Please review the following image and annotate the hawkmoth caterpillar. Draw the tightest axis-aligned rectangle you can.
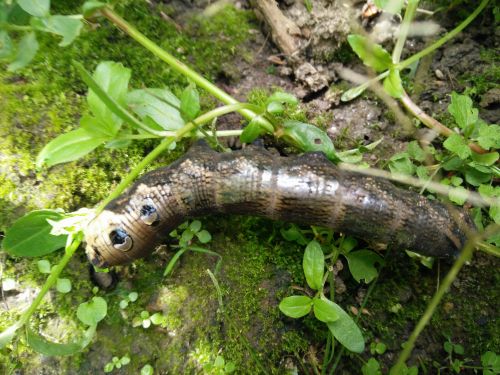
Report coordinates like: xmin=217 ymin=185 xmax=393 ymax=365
xmin=85 ymin=141 xmax=473 ymax=267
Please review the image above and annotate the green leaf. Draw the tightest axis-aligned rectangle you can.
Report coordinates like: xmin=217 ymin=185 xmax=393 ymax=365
xmin=407 ymin=141 xmax=426 ymax=161
xmin=266 ymin=101 xmax=284 ymax=114
xmin=279 ymin=296 xmax=312 ymax=318
xmin=341 ymin=84 xmax=368 ymax=102
xmin=17 ymin=0 xmax=50 ymax=17
xmin=464 ymin=165 xmax=491 ymax=186
xmin=344 ymin=250 xmax=384 ymax=283
xmin=44 ymin=15 xmax=83 ymax=47
xmin=313 ymin=297 xmax=339 ymax=323
xmin=196 ymin=230 xmax=212 ymax=244
xmin=240 ymin=116 xmax=267 ymax=143
xmin=303 ymin=240 xmax=324 ymax=290
xmin=37 ymin=259 xmax=51 ymax=274
xmin=448 ymin=186 xmax=468 ymax=205
xmin=77 ymin=297 xmax=107 ymax=326
xmin=150 ymin=313 xmax=164 ymax=325
xmin=476 ymin=124 xmax=500 ymax=150
xmin=180 ymin=85 xmax=200 ymax=122
xmin=189 ymin=220 xmax=202 ymax=233
xmin=383 ymin=69 xmax=403 ymax=98
xmin=127 ymin=88 xmax=184 ymax=131
xmin=280 ymin=224 xmax=308 ymax=246
xmin=443 ymin=134 xmax=471 ymax=160
xmin=82 ymin=1 xmax=106 ymax=17
xmin=266 ymin=91 xmax=298 ymax=106
xmin=128 ymin=292 xmax=138 ymax=302
xmin=374 ymin=0 xmax=403 ymax=13
xmin=140 ymin=364 xmax=155 ymax=375
xmin=0 ymin=323 xmax=22 ymax=349
xmin=26 ymin=325 xmax=96 ymax=356
xmin=347 ymin=34 xmax=393 ymax=72
xmin=36 ymin=128 xmax=107 ymax=168
xmin=282 ymin=120 xmax=338 ymax=161
xmin=2 ymin=210 xmax=67 ymax=257
xmin=471 ymin=151 xmax=499 ymax=166
xmin=80 ymin=114 xmax=116 ymax=139
xmin=87 ymin=61 xmax=131 ymax=134
xmin=326 ymin=303 xmax=365 ymax=353
xmin=362 ymin=357 xmax=381 ymax=375
xmin=448 ymin=92 xmax=478 ymax=131
xmin=7 ymin=32 xmax=39 ymax=71
xmin=0 ymin=31 xmax=14 ymax=59
xmin=388 ymin=152 xmax=415 ymax=175
xmin=56 ymin=278 xmax=72 ymax=293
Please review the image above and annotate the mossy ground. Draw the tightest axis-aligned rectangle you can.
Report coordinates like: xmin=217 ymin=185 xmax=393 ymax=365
xmin=0 ymin=1 xmax=498 ymax=374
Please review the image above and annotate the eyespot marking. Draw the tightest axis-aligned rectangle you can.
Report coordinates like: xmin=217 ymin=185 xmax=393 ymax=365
xmin=140 ymin=199 xmax=160 ymax=226
xmin=110 ymin=228 xmax=133 ymax=251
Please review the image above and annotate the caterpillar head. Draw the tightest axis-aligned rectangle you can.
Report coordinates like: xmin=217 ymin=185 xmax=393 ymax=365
xmin=85 ymin=197 xmax=162 ymax=268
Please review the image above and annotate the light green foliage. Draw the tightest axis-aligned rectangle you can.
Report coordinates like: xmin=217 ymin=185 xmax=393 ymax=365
xmin=362 ymin=357 xmax=382 ymax=375
xmin=76 ymin=296 xmax=107 ymax=326
xmin=104 ymin=355 xmax=131 ymax=373
xmin=140 ymin=364 xmax=154 ymax=375
xmin=302 ymin=240 xmax=324 ymax=290
xmin=347 ymin=35 xmax=393 ymax=72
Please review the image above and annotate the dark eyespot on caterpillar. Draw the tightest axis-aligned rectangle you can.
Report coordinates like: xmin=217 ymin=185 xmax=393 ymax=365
xmin=85 ymin=141 xmax=474 ymax=268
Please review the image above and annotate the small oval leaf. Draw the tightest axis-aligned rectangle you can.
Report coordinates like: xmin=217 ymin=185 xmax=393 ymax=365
xmin=326 ymin=303 xmax=365 ymax=353
xmin=77 ymin=297 xmax=107 ymax=326
xmin=303 ymin=240 xmax=324 ymax=290
xmin=279 ymin=296 xmax=312 ymax=318
xmin=313 ymin=297 xmax=339 ymax=323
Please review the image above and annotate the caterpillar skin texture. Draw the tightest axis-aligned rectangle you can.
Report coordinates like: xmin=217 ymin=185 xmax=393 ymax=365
xmin=85 ymin=142 xmax=472 ymax=268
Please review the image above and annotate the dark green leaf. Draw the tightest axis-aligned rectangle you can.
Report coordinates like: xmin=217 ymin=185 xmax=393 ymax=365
xmin=86 ymin=61 xmax=131 ymax=134
xmin=44 ymin=15 xmax=83 ymax=47
xmin=464 ymin=165 xmax=491 ymax=186
xmin=443 ymin=134 xmax=471 ymax=160
xmin=2 ymin=210 xmax=67 ymax=257
xmin=17 ymin=0 xmax=49 ymax=17
xmin=267 ymin=91 xmax=298 ymax=106
xmin=383 ymin=69 xmax=403 ymax=98
xmin=7 ymin=32 xmax=39 ymax=71
xmin=280 ymin=224 xmax=308 ymax=246
xmin=36 ymin=128 xmax=107 ymax=168
xmin=282 ymin=120 xmax=338 ymax=161
xmin=180 ymin=85 xmax=200 ymax=122
xmin=303 ymin=240 xmax=324 ymax=290
xmin=26 ymin=325 xmax=96 ymax=356
xmin=448 ymin=92 xmax=478 ymax=131
xmin=279 ymin=296 xmax=312 ymax=318
xmin=347 ymin=34 xmax=393 ymax=72
xmin=313 ymin=297 xmax=339 ymax=322
xmin=341 ymin=237 xmax=358 ymax=253
xmin=0 ymin=31 xmax=14 ymax=59
xmin=240 ymin=116 xmax=267 ymax=143
xmin=77 ymin=297 xmax=107 ymax=326
xmin=127 ymin=89 xmax=184 ymax=131
xmin=326 ymin=302 xmax=365 ymax=353
xmin=82 ymin=1 xmax=106 ymax=17
xmin=266 ymin=101 xmax=284 ymax=114
xmin=344 ymin=250 xmax=384 ymax=283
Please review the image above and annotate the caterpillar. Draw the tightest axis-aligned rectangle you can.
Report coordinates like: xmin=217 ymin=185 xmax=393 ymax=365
xmin=85 ymin=141 xmax=473 ymax=268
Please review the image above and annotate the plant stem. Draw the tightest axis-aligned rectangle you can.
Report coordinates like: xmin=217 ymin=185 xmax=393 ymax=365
xmin=391 ymin=227 xmax=493 ymax=373
xmin=395 ymin=0 xmax=490 ymax=71
xmin=100 ymin=7 xmax=267 ymax=125
xmin=0 ymin=23 xmax=32 ymax=31
xmin=392 ymin=0 xmax=419 ymax=64
xmin=18 ymin=233 xmax=83 ymax=327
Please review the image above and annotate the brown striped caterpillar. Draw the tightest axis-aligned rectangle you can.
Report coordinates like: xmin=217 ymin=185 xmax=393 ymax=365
xmin=85 ymin=142 xmax=472 ymax=267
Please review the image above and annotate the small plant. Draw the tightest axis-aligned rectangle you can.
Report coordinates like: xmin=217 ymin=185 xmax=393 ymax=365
xmin=140 ymin=364 xmax=155 ymax=375
xmin=37 ymin=259 xmax=71 ymax=294
xmin=203 ymin=355 xmax=236 ymax=375
xmin=132 ymin=310 xmax=168 ymax=329
xmin=104 ymin=355 xmax=131 ymax=373
xmin=279 ymin=240 xmax=366 ymax=354
xmin=119 ymin=292 xmax=139 ymax=309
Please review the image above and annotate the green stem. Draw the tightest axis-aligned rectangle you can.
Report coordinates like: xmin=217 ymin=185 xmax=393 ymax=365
xmin=391 ymin=230 xmax=488 ymax=373
xmin=115 ymin=129 xmax=244 ymax=140
xmin=396 ymin=0 xmax=490 ymax=70
xmin=18 ymin=233 xmax=83 ymax=327
xmin=100 ymin=7 xmax=265 ymax=124
xmin=0 ymin=23 xmax=32 ymax=31
xmin=392 ymin=0 xmax=419 ymax=64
